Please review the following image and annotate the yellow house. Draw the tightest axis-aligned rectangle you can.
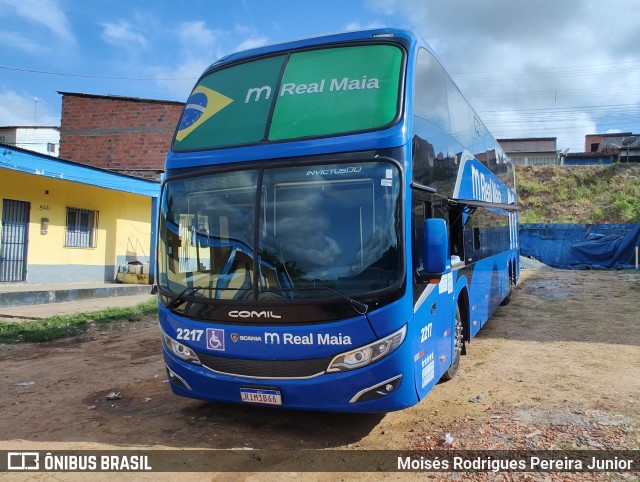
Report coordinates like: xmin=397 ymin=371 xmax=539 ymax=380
xmin=0 ymin=144 xmax=159 ymax=284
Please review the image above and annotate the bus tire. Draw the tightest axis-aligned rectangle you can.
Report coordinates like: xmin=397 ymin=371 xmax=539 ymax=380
xmin=500 ymin=285 xmax=512 ymax=306
xmin=500 ymin=262 xmax=514 ymax=306
xmin=441 ymin=305 xmax=463 ymax=381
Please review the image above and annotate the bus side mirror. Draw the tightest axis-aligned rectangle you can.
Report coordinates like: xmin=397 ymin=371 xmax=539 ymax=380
xmin=424 ymin=218 xmax=449 ymax=274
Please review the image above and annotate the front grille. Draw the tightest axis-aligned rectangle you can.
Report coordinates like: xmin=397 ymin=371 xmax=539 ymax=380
xmin=196 ymin=351 xmax=333 ymax=379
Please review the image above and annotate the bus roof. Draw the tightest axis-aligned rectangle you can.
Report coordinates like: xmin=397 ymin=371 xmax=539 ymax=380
xmin=208 ymin=28 xmax=419 ymax=71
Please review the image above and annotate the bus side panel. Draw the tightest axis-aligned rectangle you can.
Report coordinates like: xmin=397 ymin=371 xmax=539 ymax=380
xmin=434 ymin=272 xmax=455 ymax=379
xmin=465 ymin=250 xmax=514 ymax=338
xmin=412 ymin=273 xmax=454 ymax=400
xmin=412 ymin=284 xmax=438 ymax=400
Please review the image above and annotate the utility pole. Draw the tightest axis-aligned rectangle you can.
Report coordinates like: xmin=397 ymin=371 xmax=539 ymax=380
xmin=621 ymin=136 xmax=636 ymax=163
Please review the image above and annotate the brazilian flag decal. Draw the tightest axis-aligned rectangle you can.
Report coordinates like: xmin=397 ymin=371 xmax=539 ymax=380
xmin=176 ymin=86 xmax=233 ymax=142
xmin=174 ymin=55 xmax=285 ymax=150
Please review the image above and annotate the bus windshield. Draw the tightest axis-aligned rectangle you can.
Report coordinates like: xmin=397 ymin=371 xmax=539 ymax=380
xmin=158 ymin=161 xmax=402 ymax=308
xmin=173 ymin=44 xmax=403 ymax=151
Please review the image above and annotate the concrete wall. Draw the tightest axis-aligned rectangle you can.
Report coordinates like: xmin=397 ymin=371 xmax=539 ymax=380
xmin=0 ymin=127 xmax=60 ymax=157
xmin=509 ymin=153 xmax=559 ymax=166
xmin=498 ymin=138 xmax=557 ymax=153
xmin=0 ymin=169 xmax=152 ymax=283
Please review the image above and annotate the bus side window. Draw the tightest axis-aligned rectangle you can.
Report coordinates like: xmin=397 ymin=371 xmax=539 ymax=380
xmin=411 ymin=198 xmax=427 ymax=279
xmin=413 ymin=197 xmax=440 ymax=303
xmin=473 ymin=226 xmax=481 ymax=252
xmin=448 ymin=205 xmax=464 ymax=259
xmin=412 ymin=48 xmax=449 ymax=188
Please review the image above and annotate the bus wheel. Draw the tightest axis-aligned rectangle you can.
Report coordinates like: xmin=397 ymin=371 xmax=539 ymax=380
xmin=500 ymin=284 xmax=513 ymax=306
xmin=442 ymin=305 xmax=463 ymax=381
xmin=501 ymin=264 xmax=514 ymax=306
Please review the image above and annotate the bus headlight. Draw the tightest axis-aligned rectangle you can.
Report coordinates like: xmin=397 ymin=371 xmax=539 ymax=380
xmin=162 ymin=331 xmax=201 ymax=365
xmin=326 ymin=325 xmax=406 ymax=372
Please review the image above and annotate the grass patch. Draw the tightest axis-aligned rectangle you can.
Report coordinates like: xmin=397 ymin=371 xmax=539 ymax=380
xmin=0 ymin=299 xmax=158 ymax=344
xmin=517 ymin=164 xmax=640 ymax=224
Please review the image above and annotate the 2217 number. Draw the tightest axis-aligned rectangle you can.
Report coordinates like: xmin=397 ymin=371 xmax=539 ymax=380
xmin=176 ymin=328 xmax=203 ymax=341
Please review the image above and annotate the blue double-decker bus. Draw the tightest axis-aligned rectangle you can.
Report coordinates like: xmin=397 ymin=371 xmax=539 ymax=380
xmin=157 ymin=28 xmax=519 ymax=412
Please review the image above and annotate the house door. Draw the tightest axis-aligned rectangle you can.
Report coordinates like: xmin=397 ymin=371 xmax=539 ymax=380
xmin=0 ymin=199 xmax=31 ymax=282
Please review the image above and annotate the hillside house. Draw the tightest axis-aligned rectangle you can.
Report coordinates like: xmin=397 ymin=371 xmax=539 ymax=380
xmin=497 ymin=137 xmax=559 ymax=166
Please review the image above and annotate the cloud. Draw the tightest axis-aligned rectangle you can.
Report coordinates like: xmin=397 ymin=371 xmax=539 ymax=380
xmin=343 ymin=20 xmax=385 ymax=31
xmin=0 ymin=0 xmax=74 ymax=43
xmin=155 ymin=59 xmax=211 ymax=100
xmin=231 ymin=24 xmax=268 ymax=52
xmin=235 ymin=36 xmax=268 ymax=52
xmin=101 ymin=19 xmax=149 ymax=49
xmin=155 ymin=21 xmax=271 ymax=99
xmin=153 ymin=21 xmax=224 ymax=99
xmin=364 ymin=0 xmax=640 ymax=151
xmin=0 ymin=89 xmax=59 ymax=126
xmin=486 ymin=109 xmax=597 ymax=154
xmin=0 ymin=31 xmax=41 ymax=54
xmin=179 ymin=21 xmax=218 ymax=49
xmin=364 ymin=0 xmax=402 ymax=16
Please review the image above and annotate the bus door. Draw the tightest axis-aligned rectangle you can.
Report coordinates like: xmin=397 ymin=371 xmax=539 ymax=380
xmin=412 ymin=277 xmax=455 ymax=400
xmin=411 ymin=197 xmax=455 ymax=399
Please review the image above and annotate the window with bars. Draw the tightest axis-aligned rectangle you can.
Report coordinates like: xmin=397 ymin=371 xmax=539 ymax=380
xmin=65 ymin=208 xmax=98 ymax=248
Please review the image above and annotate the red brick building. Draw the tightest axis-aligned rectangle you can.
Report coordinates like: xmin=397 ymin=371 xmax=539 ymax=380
xmin=58 ymin=92 xmax=184 ymax=180
xmin=584 ymin=132 xmax=639 ymax=162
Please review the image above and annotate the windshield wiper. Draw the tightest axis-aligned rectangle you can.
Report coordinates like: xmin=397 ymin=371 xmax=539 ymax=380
xmin=167 ymin=286 xmax=207 ymax=309
xmin=316 ymin=287 xmax=369 ymax=315
xmin=268 ymin=287 xmax=369 ymax=315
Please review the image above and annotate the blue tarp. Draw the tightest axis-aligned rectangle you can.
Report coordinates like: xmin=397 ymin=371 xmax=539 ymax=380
xmin=567 ymin=224 xmax=640 ymax=269
xmin=519 ymin=223 xmax=640 ymax=270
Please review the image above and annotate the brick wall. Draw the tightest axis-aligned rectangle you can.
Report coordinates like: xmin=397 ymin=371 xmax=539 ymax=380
xmin=584 ymin=132 xmax=634 ymax=153
xmin=59 ymin=93 xmax=184 ymax=173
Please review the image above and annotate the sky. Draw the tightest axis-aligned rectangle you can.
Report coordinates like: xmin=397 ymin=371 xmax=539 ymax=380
xmin=1 ymin=0 xmax=639 ymax=153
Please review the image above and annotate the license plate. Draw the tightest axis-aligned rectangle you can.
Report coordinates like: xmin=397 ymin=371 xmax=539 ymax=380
xmin=240 ymin=388 xmax=282 ymax=406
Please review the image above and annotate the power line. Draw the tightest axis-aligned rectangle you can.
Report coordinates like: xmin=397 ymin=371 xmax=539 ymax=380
xmin=0 ymin=65 xmax=195 ymax=82
xmin=479 ymin=102 xmax=640 ymax=114
xmin=3 ymin=58 xmax=639 ymax=84
xmin=451 ymin=60 xmax=640 ymax=82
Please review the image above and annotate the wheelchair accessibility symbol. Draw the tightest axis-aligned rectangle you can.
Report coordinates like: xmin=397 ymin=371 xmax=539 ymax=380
xmin=206 ymin=328 xmax=225 ymax=351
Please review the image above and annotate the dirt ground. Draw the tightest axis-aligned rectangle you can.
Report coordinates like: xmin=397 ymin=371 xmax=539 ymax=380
xmin=1 ymin=268 xmax=639 ymax=481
